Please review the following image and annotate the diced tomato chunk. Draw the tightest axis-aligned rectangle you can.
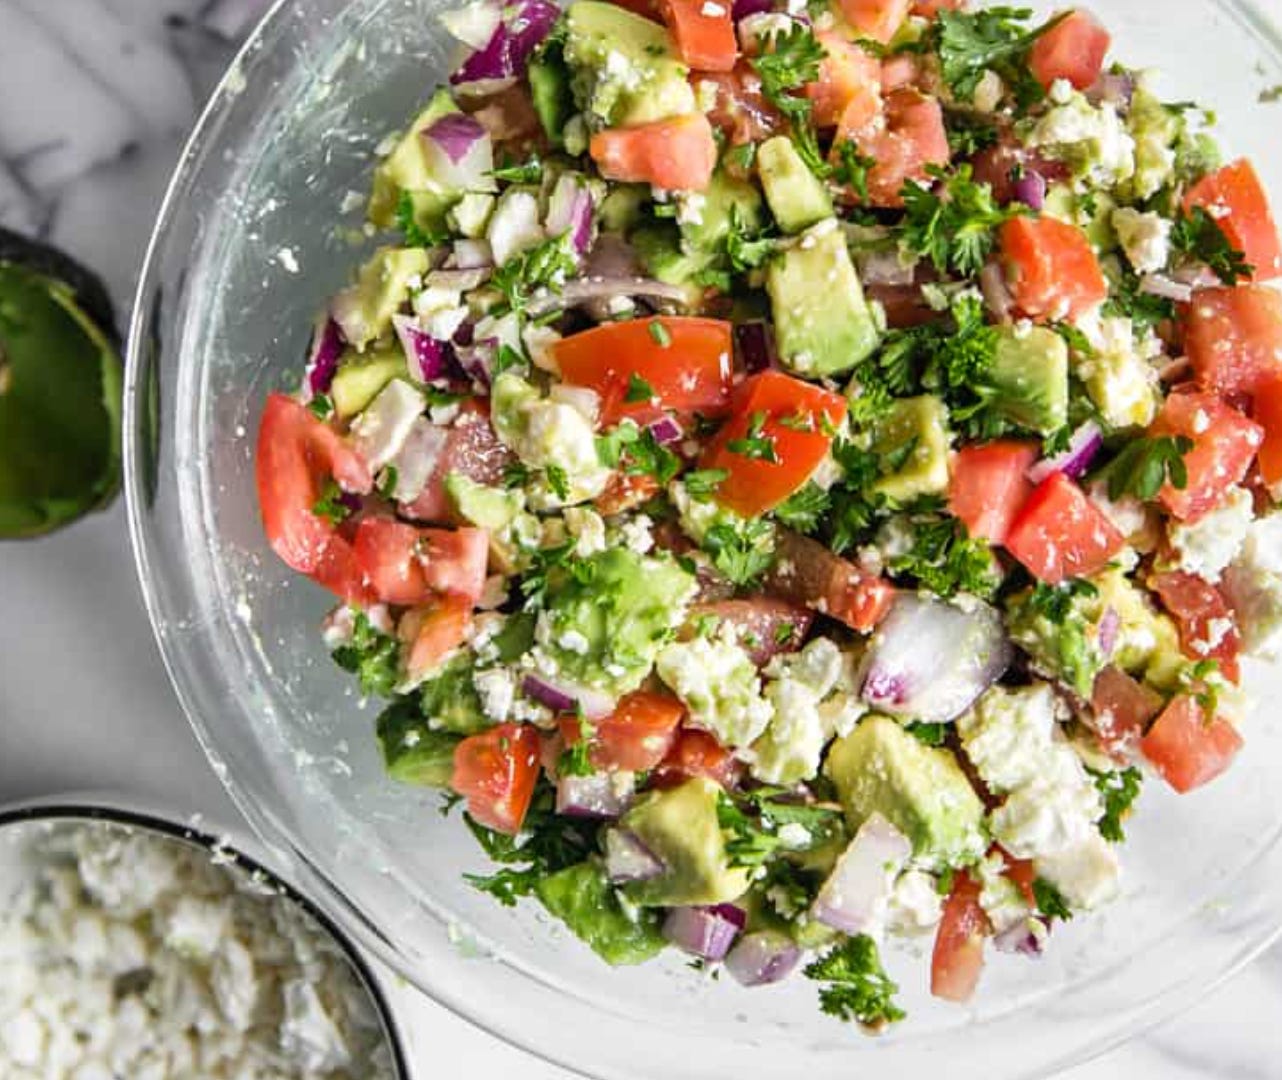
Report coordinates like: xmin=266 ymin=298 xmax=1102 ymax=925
xmin=660 ymin=0 xmax=737 ymax=71
xmin=552 ymin=316 xmax=735 ymax=426
xmin=1184 ymin=159 xmax=1282 ymax=282
xmin=806 ymin=31 xmax=882 ymax=129
xmin=949 ymin=440 xmax=1039 ymax=545
xmin=401 ymin=594 xmax=473 ymax=681
xmin=879 ymin=54 xmax=922 ymax=92
xmin=1150 ymin=571 xmax=1243 ymax=684
xmin=838 ymin=0 xmax=911 ymax=43
xmin=1090 ymin=666 xmax=1164 ymax=758
xmin=1000 ymin=215 xmax=1108 ymax=322
xmin=1184 ymin=285 xmax=1282 ymax=399
xmin=701 ymin=371 xmax=847 ymax=516
xmin=590 ymin=113 xmax=718 ymax=192
xmin=1028 ymin=9 xmax=1111 ymax=92
xmin=595 ymin=472 xmax=663 ymax=516
xmin=910 ymin=0 xmax=963 ymax=14
xmin=838 ymin=88 xmax=949 ymax=208
xmin=688 ymin=598 xmax=814 ymax=666
xmin=402 ymin=400 xmax=513 ymax=523
xmin=651 ymin=728 xmax=743 ymax=789
xmin=700 ymin=62 xmax=782 ymax=148
xmin=451 ymin=723 xmax=542 ymax=834
xmin=765 ymin=530 xmax=896 ymax=632
xmin=1005 ymin=472 xmax=1125 ymax=584
xmin=256 ymin=393 xmax=374 ymax=603
xmin=999 ymin=849 xmax=1038 ymax=906
xmin=931 ymin=870 xmax=990 ymax=1003
xmin=1255 ymin=368 xmax=1282 ymax=488
xmin=1140 ymin=694 xmax=1243 ymax=794
xmin=1149 ymin=390 xmax=1264 ymax=522
xmin=353 ymin=518 xmax=489 ymax=606
xmin=559 ymin=691 xmax=685 ymax=772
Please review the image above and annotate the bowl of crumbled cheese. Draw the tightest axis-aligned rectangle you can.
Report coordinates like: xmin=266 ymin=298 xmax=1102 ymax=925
xmin=0 ymin=803 xmax=407 ymax=1080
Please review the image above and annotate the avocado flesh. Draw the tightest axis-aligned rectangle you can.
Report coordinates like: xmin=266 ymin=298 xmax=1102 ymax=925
xmin=757 ymin=136 xmax=832 ymax=234
xmin=870 ymin=395 xmax=952 ymax=501
xmin=377 ymin=699 xmax=462 ymax=786
xmin=368 ymin=89 xmax=462 ymax=228
xmin=536 ymin=860 xmax=666 ymax=965
xmin=987 ymin=326 xmax=1069 ymax=435
xmin=330 ymin=348 xmax=408 ymax=419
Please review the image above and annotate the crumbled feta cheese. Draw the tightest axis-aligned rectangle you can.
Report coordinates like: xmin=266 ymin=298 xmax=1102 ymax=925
xmin=958 ymin=682 xmax=1067 ymax=795
xmin=1223 ymin=514 xmax=1282 ymax=660
xmin=564 ymin=506 xmax=608 ymax=556
xmin=474 ymin=667 xmax=518 ymax=721
xmin=991 ymin=774 xmax=1103 ymax=861
xmin=885 ymin=870 xmax=943 ymax=935
xmin=1035 ymin=832 xmax=1121 ymax=909
xmin=349 ymin=378 xmax=427 ymax=471
xmin=1111 ymin=207 xmax=1172 ymax=275
xmin=655 ymin=634 xmax=772 ymax=749
xmin=1074 ymin=312 xmax=1160 ymax=429
xmin=618 ymin=515 xmax=655 ymax=554
xmin=1166 ymin=486 xmax=1253 ymax=583
xmin=975 ymin=852 xmax=1033 ymax=935
xmin=1028 ymin=92 xmax=1136 ymax=188
xmin=776 ymin=823 xmax=811 ymax=849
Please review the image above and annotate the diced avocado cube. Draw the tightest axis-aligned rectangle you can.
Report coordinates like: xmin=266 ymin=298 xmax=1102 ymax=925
xmin=376 ymin=699 xmax=461 ymax=786
xmin=1044 ymin=184 xmax=1117 ymax=253
xmin=823 ymin=715 xmax=985 ymax=869
xmin=330 ymin=246 xmax=430 ymax=351
xmin=330 ymin=347 xmax=409 ymax=419
xmin=535 ymin=860 xmax=666 ymax=965
xmin=1093 ymin=568 xmax=1185 ymax=691
xmin=871 ymin=395 xmax=951 ymax=501
xmin=757 ymin=136 xmax=832 ymax=234
xmin=445 ymin=473 xmax=522 ymax=531
xmin=368 ymin=89 xmax=461 ymax=227
xmin=417 ymin=655 xmax=491 ymax=735
xmin=767 ymin=221 xmax=880 ymax=377
xmin=598 ymin=184 xmax=649 ymax=232
xmin=987 ymin=326 xmax=1069 ymax=435
xmin=529 ymin=38 xmax=575 ymax=146
xmin=619 ymin=778 xmax=752 ymax=906
xmin=680 ymin=170 xmax=764 ymax=255
xmin=563 ymin=1 xmax=694 ymax=127
xmin=448 ymin=192 xmax=495 ymax=239
xmin=1006 ymin=589 xmax=1106 ymax=699
xmin=631 ymin=223 xmax=711 ymax=287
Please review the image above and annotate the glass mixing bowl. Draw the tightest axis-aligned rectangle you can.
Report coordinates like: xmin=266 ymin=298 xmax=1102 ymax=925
xmin=124 ymin=2 xmax=1282 ymax=1077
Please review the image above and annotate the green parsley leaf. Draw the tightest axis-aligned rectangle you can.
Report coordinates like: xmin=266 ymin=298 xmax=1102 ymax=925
xmin=936 ymin=866 xmax=956 ymax=896
xmin=887 ymin=514 xmax=998 ymax=599
xmin=774 ymin=482 xmax=831 ymax=533
xmin=330 ymin=611 xmax=401 ymax=698
xmin=377 ymin=466 xmax=400 ymax=500
xmin=648 ymin=320 xmax=673 ymax=347
xmin=1099 ymin=434 xmax=1194 ymax=501
xmin=899 ymin=165 xmax=1016 ymax=278
xmin=804 ymin=935 xmax=906 ymax=1029
xmin=545 ymin=463 xmax=570 ymax=501
xmin=1103 ymin=269 xmax=1177 ymax=333
xmin=944 ymin=111 xmax=1000 ymax=157
xmin=558 ymin=713 xmax=596 ymax=777
xmin=1032 ymin=877 xmax=1074 ymax=922
xmin=491 ymin=155 xmax=543 ymax=184
xmin=625 ymin=372 xmax=655 ymax=403
xmin=312 ymin=478 xmax=353 ymax=526
xmin=773 ymin=621 xmax=797 ymax=645
xmin=751 ymin=23 xmax=830 ymax=179
xmin=1181 ymin=658 xmax=1225 ymax=718
xmin=307 ymin=393 xmax=334 ymax=421
xmin=727 ymin=411 xmax=780 ymax=463
xmin=503 ymin=461 xmax=532 ymax=488
xmin=491 ymin=233 xmax=578 ymax=319
xmin=518 ymin=540 xmax=578 ymax=609
xmin=395 ymin=190 xmax=448 ymax=247
xmin=703 ymin=518 xmax=776 ymax=587
xmin=832 ymin=141 xmax=876 ymax=203
xmin=1171 ymin=206 xmax=1254 ymax=285
xmin=683 ymin=468 xmax=730 ymax=497
xmin=1087 ymin=765 xmax=1142 ymax=843
xmin=932 ymin=7 xmax=1070 ymax=110
xmin=422 ymin=385 xmax=470 ymax=408
xmin=1028 ymin=579 xmax=1098 ymax=622
xmin=906 ymin=721 xmax=949 ymax=747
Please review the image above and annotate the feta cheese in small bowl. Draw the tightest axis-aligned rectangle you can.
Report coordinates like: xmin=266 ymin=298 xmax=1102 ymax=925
xmin=0 ymin=801 xmax=408 ymax=1080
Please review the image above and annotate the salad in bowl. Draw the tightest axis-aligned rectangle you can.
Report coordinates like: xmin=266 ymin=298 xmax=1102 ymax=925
xmin=253 ymin=0 xmax=1282 ymax=1029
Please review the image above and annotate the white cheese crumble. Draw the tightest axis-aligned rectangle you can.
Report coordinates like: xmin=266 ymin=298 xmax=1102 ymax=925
xmin=1166 ymin=486 xmax=1254 ymax=583
xmin=0 ymin=822 xmax=394 ymax=1080
xmin=1111 ymin=207 xmax=1172 ymax=275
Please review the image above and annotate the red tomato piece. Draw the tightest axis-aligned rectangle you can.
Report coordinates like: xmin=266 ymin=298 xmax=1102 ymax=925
xmin=353 ymin=518 xmax=489 ymax=606
xmin=595 ymin=472 xmax=663 ymax=516
xmin=700 ymin=62 xmax=782 ymax=149
xmin=1028 ymin=9 xmax=1110 ymax=92
xmin=1000 ymin=215 xmax=1108 ymax=322
xmin=1090 ymin=666 xmax=1164 ymax=758
xmin=949 ymin=440 xmax=1039 ymax=545
xmin=838 ymin=0 xmax=911 ymax=43
xmin=1184 ymin=285 xmax=1282 ymax=399
xmin=589 ymin=112 xmax=718 ymax=192
xmin=910 ymin=0 xmax=963 ymax=14
xmin=401 ymin=400 xmax=513 ymax=523
xmin=1149 ymin=390 xmax=1264 ymax=522
xmin=559 ymin=691 xmax=686 ymax=772
xmin=552 ymin=316 xmax=734 ymax=426
xmin=1140 ymin=694 xmax=1244 ymax=794
xmin=651 ymin=728 xmax=743 ymax=789
xmin=451 ymin=722 xmax=542 ymax=834
xmin=1005 ymin=472 xmax=1125 ymax=584
xmin=660 ymin=0 xmax=737 ymax=71
xmin=1000 ymin=852 xmax=1038 ymax=907
xmin=838 ymin=88 xmax=949 ymax=208
xmin=1150 ymin=571 xmax=1243 ymax=684
xmin=701 ymin=370 xmax=847 ymax=516
xmin=688 ymin=598 xmax=814 ymax=666
xmin=401 ymin=594 xmax=473 ymax=681
xmin=256 ymin=393 xmax=373 ymax=603
xmin=879 ymin=54 xmax=923 ymax=92
xmin=766 ymin=530 xmax=897 ymax=632
xmin=1184 ymin=159 xmax=1282 ymax=282
xmin=1255 ymin=368 xmax=1282 ymax=488
xmin=931 ymin=870 xmax=990 ymax=1003
xmin=806 ymin=31 xmax=882 ymax=129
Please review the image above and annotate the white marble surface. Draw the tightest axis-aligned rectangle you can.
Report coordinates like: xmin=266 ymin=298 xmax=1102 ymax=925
xmin=2 ymin=1 xmax=1281 ymax=1076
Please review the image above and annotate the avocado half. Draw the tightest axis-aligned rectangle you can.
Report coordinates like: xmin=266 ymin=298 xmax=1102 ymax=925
xmin=0 ymin=228 xmax=123 ymax=538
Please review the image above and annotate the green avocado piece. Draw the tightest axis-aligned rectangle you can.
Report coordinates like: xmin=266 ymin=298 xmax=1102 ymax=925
xmin=681 ymin=171 xmax=764 ymax=254
xmin=418 ymin=655 xmax=491 ymax=735
xmin=619 ymin=778 xmax=752 ymax=906
xmin=757 ymin=137 xmax=833 ymax=234
xmin=1044 ymin=184 xmax=1117 ymax=252
xmin=330 ymin=347 xmax=408 ymax=419
xmin=598 ymin=184 xmax=649 ymax=232
xmin=535 ymin=859 xmax=666 ymax=965
xmin=368 ymin=89 xmax=463 ymax=228
xmin=563 ymin=1 xmax=694 ymax=127
xmin=1092 ymin=568 xmax=1184 ymax=691
xmin=987 ymin=326 xmax=1069 ymax=435
xmin=0 ymin=258 xmax=122 ymax=538
xmin=541 ymin=547 xmax=696 ymax=697
xmin=870 ymin=395 xmax=951 ymax=501
xmin=446 ymin=472 xmax=522 ymax=531
xmin=330 ymin=247 xmax=431 ymax=352
xmin=767 ymin=222 xmax=880 ymax=377
xmin=824 ymin=715 xmax=985 ymax=869
xmin=529 ymin=37 xmax=575 ymax=147
xmin=376 ymin=699 xmax=461 ymax=786
xmin=632 ymin=223 xmax=709 ymax=287
xmin=1006 ymin=589 xmax=1105 ymax=699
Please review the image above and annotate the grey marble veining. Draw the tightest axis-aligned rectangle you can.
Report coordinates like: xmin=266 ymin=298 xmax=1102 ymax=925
xmin=2 ymin=1 xmax=1281 ymax=1076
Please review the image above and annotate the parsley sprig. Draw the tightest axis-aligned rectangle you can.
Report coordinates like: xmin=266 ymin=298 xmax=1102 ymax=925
xmin=773 ymin=482 xmax=831 ymax=533
xmin=703 ymin=518 xmax=776 ymax=587
xmin=899 ymin=165 xmax=1016 ymax=278
xmin=491 ymin=233 xmax=578 ymax=320
xmin=751 ymin=23 xmax=829 ymax=177
xmin=1097 ymin=434 xmax=1193 ymax=501
xmin=330 ymin=611 xmax=401 ymax=698
xmin=1032 ymin=877 xmax=1074 ymax=922
xmin=804 ymin=935 xmax=906 ymax=1029
xmin=727 ymin=411 xmax=780 ymax=463
xmin=1087 ymin=765 xmax=1142 ymax=843
xmin=312 ymin=478 xmax=354 ymax=526
xmin=1171 ymin=206 xmax=1253 ymax=285
xmin=887 ymin=513 xmax=998 ymax=599
xmin=718 ymin=789 xmax=844 ymax=870
xmin=932 ymin=6 xmax=1070 ymax=110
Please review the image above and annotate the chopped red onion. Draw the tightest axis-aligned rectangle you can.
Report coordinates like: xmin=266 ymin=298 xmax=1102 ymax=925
xmin=545 ymin=174 xmax=595 ymax=256
xmin=556 ymin=772 xmax=636 ymax=819
xmin=1087 ymin=71 xmax=1134 ymax=110
xmin=1097 ymin=606 xmax=1121 ymax=660
xmin=454 ymin=338 xmax=497 ymax=387
xmin=521 ymin=674 xmax=615 ymax=719
xmin=450 ymin=238 xmax=494 ymax=270
xmin=993 ymin=919 xmax=1046 ymax=956
xmin=724 ymin=930 xmax=802 ymax=987
xmin=662 ymin=905 xmax=743 ymax=961
xmin=811 ymin=814 xmax=911 ymax=936
xmin=1026 ymin=420 xmax=1104 ymax=484
xmin=980 ymin=260 xmax=1015 ymax=323
xmin=440 ymin=0 xmax=503 ymax=50
xmin=858 ymin=594 xmax=1012 ymax=723
xmin=1012 ymin=170 xmax=1047 ymax=211
xmin=647 ymin=416 xmax=684 ymax=445
xmin=450 ymin=0 xmax=559 ymax=87
xmin=1139 ymin=273 xmax=1194 ymax=303
xmin=732 ymin=0 xmax=773 ymax=19
xmin=427 ymin=267 xmax=491 ymax=292
xmin=527 ymin=276 xmax=691 ymax=318
xmin=392 ymin=315 xmax=449 ymax=383
xmin=423 ymin=114 xmax=495 ymax=192
xmin=303 ymin=316 xmax=344 ymax=398
xmin=604 ymin=828 xmax=665 ymax=883
xmin=733 ymin=321 xmax=775 ymax=373
xmin=858 ymin=249 xmax=915 ymax=287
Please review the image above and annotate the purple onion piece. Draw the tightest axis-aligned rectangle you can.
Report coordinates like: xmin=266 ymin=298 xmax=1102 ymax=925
xmin=455 ymin=337 xmax=498 ymax=388
xmin=556 ymin=772 xmax=636 ymax=819
xmin=724 ymin=931 xmax=802 ymax=987
xmin=337 ymin=491 xmax=363 ymax=513
xmin=1139 ymin=273 xmax=1193 ymax=304
xmin=423 ymin=115 xmax=494 ymax=190
xmin=604 ymin=829 xmax=665 ymax=883
xmin=1026 ymin=420 xmax=1104 ymax=485
xmin=732 ymin=0 xmax=773 ymax=20
xmin=647 ymin=415 xmax=684 ymax=446
xmin=705 ymin=902 xmax=747 ymax=930
xmin=545 ymin=175 xmax=595 ymax=258
xmin=862 ymin=668 xmax=909 ymax=708
xmin=733 ymin=321 xmax=775 ymax=374
xmin=811 ymin=814 xmax=911 ymax=936
xmin=980 ymin=260 xmax=1015 ymax=323
xmin=1097 ymin=606 xmax=1121 ymax=660
xmin=1012 ymin=169 xmax=1047 ymax=211
xmin=526 ymin=276 xmax=691 ymax=319
xmin=392 ymin=315 xmax=449 ymax=384
xmin=1087 ymin=71 xmax=1134 ymax=111
xmin=993 ymin=919 xmax=1046 ymax=957
xmin=427 ymin=113 xmax=489 ymax=164
xmin=450 ymin=0 xmax=559 ymax=86
xmin=662 ymin=906 xmax=742 ymax=961
xmin=304 ymin=316 xmax=344 ymax=398
xmin=521 ymin=674 xmax=614 ymax=719
xmin=451 ymin=238 xmax=494 ymax=270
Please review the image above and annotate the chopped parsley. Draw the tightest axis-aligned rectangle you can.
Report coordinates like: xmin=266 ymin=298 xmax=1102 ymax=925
xmin=750 ymin=23 xmax=829 ymax=177
xmin=683 ymin=468 xmax=730 ymax=497
xmin=887 ymin=513 xmax=998 ymax=600
xmin=545 ymin=463 xmax=571 ymax=501
xmin=491 ymin=155 xmax=543 ymax=184
xmin=596 ymin=422 xmax=682 ymax=485
xmin=1027 ymin=579 xmax=1099 ymax=622
xmin=1170 ymin=205 xmax=1253 ymax=285
xmin=1032 ymin=877 xmax=1074 ymax=922
xmin=727 ymin=411 xmax=780 ymax=463
xmin=648 ymin=320 xmax=673 ymax=347
xmin=804 ymin=935 xmax=906 ymax=1029
xmin=395 ymin=190 xmax=449 ymax=247
xmin=1087 ymin=765 xmax=1142 ymax=843
xmin=899 ymin=165 xmax=1017 ymax=278
xmin=1097 ymin=434 xmax=1193 ymax=501
xmin=625 ymin=372 xmax=655 ymax=402
xmin=718 ymin=789 xmax=843 ymax=869
xmin=491 ymin=233 xmax=578 ymax=319
xmin=307 ymin=393 xmax=334 ymax=420
xmin=312 ymin=478 xmax=353 ymax=525
xmin=376 ymin=466 xmax=400 ymax=500
xmin=558 ymin=713 xmax=596 ymax=777
xmin=330 ymin=612 xmax=401 ymax=698
xmin=774 ymin=482 xmax=831 ymax=533
xmin=906 ymin=721 xmax=949 ymax=747
xmin=703 ymin=517 xmax=776 ymax=587
xmin=1103 ymin=270 xmax=1177 ymax=333
xmin=931 ymin=6 xmax=1070 ymax=110
xmin=832 ymin=142 xmax=876 ymax=202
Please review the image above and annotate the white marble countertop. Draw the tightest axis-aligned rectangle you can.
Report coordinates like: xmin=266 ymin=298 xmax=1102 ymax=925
xmin=2 ymin=1 xmax=1281 ymax=1076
